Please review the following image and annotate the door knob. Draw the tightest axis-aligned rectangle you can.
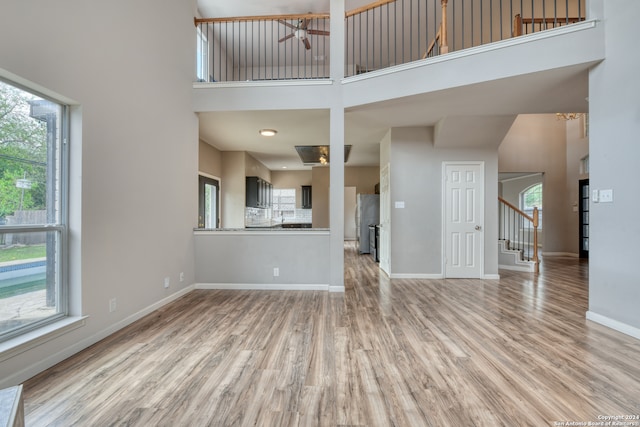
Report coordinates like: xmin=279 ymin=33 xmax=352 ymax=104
xmin=475 ymin=225 xmax=482 ymax=231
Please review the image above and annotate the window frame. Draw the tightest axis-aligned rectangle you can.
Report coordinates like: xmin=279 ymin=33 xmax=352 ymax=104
xmin=519 ymin=182 xmax=542 ymax=228
xmin=0 ymin=77 xmax=70 ymax=343
xmin=196 ymin=26 xmax=210 ymax=82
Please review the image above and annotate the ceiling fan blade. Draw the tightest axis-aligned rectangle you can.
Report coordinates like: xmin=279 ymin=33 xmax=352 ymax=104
xmin=302 ymin=37 xmax=311 ymax=50
xmin=278 ymin=20 xmax=298 ymax=30
xmin=307 ymin=30 xmax=330 ymax=36
xmin=300 ymin=18 xmax=310 ymax=30
xmin=278 ymin=33 xmax=296 ymax=43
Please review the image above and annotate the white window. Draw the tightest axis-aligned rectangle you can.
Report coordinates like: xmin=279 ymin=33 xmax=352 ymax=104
xmin=0 ymin=78 xmax=69 ymax=342
xmin=272 ymin=189 xmax=296 ymax=219
xmin=520 ymin=183 xmax=542 ymax=227
xmin=196 ymin=26 xmax=209 ymax=82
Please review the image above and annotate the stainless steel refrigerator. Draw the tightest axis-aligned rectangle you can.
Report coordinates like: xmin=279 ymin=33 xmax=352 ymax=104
xmin=356 ymin=194 xmax=380 ymax=254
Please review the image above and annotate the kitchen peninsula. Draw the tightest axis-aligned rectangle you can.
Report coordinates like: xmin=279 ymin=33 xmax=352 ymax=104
xmin=194 ymin=227 xmax=331 ymax=291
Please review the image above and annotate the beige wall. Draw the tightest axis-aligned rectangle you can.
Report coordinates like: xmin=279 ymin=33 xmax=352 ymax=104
xmin=312 ymin=166 xmax=380 ymax=228
xmin=271 ymin=170 xmax=312 ymax=209
xmin=245 ymin=152 xmax=271 ymax=182
xmin=499 ymin=114 xmax=588 ymax=255
xmin=221 ymin=152 xmax=246 ymax=228
xmin=219 ymin=151 xmax=272 ymax=227
xmin=199 ymin=140 xmax=222 ymax=178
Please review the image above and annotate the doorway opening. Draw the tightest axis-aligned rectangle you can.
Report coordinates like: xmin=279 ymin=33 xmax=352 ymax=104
xmin=199 ymin=175 xmax=220 ymax=229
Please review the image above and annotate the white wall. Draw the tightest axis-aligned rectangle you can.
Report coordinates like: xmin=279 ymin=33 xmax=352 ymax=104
xmin=587 ymin=0 xmax=640 ymax=337
xmin=388 ymin=127 xmax=499 ymax=277
xmin=0 ymin=0 xmax=199 ymax=386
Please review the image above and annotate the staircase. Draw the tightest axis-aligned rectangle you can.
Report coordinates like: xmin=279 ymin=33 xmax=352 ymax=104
xmin=498 ymin=197 xmax=540 ymax=273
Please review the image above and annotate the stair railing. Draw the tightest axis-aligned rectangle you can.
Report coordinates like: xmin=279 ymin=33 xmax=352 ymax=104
xmin=513 ymin=13 xmax=585 ymax=37
xmin=498 ymin=197 xmax=539 ymax=272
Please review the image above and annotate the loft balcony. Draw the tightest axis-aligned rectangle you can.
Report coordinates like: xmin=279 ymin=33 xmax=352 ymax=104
xmin=194 ymin=0 xmax=588 ymax=84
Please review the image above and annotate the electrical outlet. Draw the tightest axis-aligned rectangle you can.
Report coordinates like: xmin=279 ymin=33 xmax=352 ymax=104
xmin=180 ymin=272 xmax=184 ymax=282
xmin=109 ymin=298 xmax=117 ymax=313
xmin=273 ymin=267 xmax=279 ymax=277
xmin=164 ymin=277 xmax=170 ymax=288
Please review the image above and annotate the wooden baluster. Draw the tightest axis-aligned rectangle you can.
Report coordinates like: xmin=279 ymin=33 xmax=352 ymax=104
xmin=440 ymin=0 xmax=449 ymax=53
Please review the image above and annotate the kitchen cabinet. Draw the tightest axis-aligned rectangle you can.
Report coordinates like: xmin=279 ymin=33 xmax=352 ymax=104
xmin=246 ymin=176 xmax=272 ymax=208
xmin=301 ymin=185 xmax=312 ymax=209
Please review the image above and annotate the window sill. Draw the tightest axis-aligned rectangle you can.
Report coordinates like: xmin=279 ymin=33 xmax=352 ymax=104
xmin=0 ymin=316 xmax=88 ymax=363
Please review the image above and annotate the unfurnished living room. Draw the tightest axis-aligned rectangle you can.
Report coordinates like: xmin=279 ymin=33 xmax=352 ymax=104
xmin=1 ymin=0 xmax=639 ymax=426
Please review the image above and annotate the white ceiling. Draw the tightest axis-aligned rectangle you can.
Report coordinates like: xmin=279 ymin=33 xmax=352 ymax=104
xmin=196 ymin=0 xmax=591 ymax=171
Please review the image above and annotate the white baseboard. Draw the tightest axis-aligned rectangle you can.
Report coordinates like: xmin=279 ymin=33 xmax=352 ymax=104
xmin=586 ymin=311 xmax=640 ymax=340
xmin=329 ymin=285 xmax=345 ymax=293
xmin=390 ymin=273 xmax=444 ymax=279
xmin=499 ymin=264 xmax=536 ymax=272
xmin=0 ymin=285 xmax=195 ymax=389
xmin=483 ymin=274 xmax=501 ymax=280
xmin=195 ymin=283 xmax=330 ymax=291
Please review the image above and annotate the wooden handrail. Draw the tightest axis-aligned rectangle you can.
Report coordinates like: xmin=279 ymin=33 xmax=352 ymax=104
xmin=195 ymin=13 xmax=330 ymax=25
xmin=498 ymin=197 xmax=535 ymax=223
xmin=499 ymin=196 xmax=539 ymax=271
xmin=422 ymin=25 xmax=441 ymax=59
xmin=513 ymin=14 xmax=584 ymax=37
xmin=195 ymin=0 xmax=400 ymax=24
xmin=421 ymin=0 xmax=448 ymax=59
xmin=346 ymin=0 xmax=396 ymax=18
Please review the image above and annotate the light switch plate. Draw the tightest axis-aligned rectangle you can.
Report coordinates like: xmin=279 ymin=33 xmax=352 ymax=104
xmin=599 ymin=189 xmax=613 ymax=203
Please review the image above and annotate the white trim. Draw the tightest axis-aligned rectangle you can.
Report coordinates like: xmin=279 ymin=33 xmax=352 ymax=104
xmin=542 ymin=252 xmax=578 ymax=258
xmin=498 ymin=264 xmax=536 ymax=272
xmin=0 ymin=316 xmax=87 ymax=364
xmin=342 ymin=20 xmax=597 ymax=84
xmin=498 ymin=172 xmax=543 ymax=183
xmin=193 ymin=79 xmax=334 ymax=89
xmin=329 ymin=285 xmax=345 ymax=293
xmin=195 ymin=283 xmax=330 ymax=291
xmin=198 ymin=171 xmax=221 ymax=182
xmin=483 ymin=274 xmax=501 ymax=280
xmin=0 ymin=285 xmax=195 ymax=389
xmin=390 ymin=273 xmax=443 ymax=279
xmin=586 ymin=311 xmax=640 ymax=340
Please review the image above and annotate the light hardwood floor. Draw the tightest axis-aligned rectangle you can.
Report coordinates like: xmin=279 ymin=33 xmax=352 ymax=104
xmin=23 ymin=243 xmax=640 ymax=426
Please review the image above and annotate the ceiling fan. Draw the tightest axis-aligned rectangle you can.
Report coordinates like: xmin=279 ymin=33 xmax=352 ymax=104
xmin=278 ymin=18 xmax=330 ymax=50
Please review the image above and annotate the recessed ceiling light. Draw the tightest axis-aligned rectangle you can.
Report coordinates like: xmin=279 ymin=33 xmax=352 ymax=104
xmin=259 ymin=129 xmax=277 ymax=137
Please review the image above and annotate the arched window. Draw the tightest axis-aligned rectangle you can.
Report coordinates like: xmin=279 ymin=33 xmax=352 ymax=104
xmin=520 ymin=183 xmax=542 ymax=227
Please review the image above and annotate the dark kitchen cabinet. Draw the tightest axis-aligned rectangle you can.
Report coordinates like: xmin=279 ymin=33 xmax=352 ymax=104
xmin=246 ymin=176 xmax=272 ymax=208
xmin=301 ymin=185 xmax=312 ymax=209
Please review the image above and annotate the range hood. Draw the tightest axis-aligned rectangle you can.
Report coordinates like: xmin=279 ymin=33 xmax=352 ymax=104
xmin=294 ymin=145 xmax=352 ymax=166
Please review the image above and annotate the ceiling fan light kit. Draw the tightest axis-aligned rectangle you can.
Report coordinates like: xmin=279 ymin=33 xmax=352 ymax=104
xmin=278 ymin=16 xmax=330 ymax=50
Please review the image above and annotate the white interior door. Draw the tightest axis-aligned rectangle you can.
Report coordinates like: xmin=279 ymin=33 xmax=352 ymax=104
xmin=379 ymin=164 xmax=391 ymax=275
xmin=444 ymin=162 xmax=484 ymax=278
xmin=344 ymin=187 xmax=356 ymax=240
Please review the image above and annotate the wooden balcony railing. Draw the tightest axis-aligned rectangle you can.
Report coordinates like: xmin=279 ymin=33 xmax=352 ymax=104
xmin=499 ymin=197 xmax=539 ymax=272
xmin=195 ymin=0 xmax=587 ymax=82
xmin=513 ymin=14 xmax=585 ymax=37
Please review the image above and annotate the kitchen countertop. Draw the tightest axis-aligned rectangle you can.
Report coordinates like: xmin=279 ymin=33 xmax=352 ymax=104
xmin=194 ymin=227 xmax=329 ymax=232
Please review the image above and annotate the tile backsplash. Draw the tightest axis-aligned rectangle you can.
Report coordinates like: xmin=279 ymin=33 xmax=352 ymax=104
xmin=245 ymin=208 xmax=312 ymax=227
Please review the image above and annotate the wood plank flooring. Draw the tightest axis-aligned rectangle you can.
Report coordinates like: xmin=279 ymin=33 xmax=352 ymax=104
xmin=23 ymin=244 xmax=640 ymax=426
